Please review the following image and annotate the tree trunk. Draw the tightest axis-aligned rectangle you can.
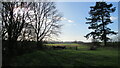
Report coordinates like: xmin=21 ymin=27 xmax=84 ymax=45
xmin=36 ymin=34 xmax=39 ymax=48
xmin=102 ymin=12 xmax=107 ymax=46
xmin=104 ymin=36 xmax=107 ymax=46
xmin=36 ymin=36 xmax=43 ymax=49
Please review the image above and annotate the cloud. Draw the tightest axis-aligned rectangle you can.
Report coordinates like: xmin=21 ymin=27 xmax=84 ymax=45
xmin=110 ymin=16 xmax=117 ymax=21
xmin=68 ymin=20 xmax=74 ymax=23
xmin=60 ymin=17 xmax=74 ymax=23
xmin=60 ymin=17 xmax=67 ymax=20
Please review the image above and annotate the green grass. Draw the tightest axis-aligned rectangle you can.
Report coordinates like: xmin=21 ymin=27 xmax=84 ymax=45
xmin=45 ymin=43 xmax=80 ymax=47
xmin=10 ymin=45 xmax=118 ymax=67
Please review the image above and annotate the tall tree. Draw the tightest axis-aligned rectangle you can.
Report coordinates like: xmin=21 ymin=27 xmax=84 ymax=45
xmin=1 ymin=2 xmax=31 ymax=53
xmin=28 ymin=2 xmax=62 ymax=47
xmin=85 ymin=2 xmax=117 ymax=46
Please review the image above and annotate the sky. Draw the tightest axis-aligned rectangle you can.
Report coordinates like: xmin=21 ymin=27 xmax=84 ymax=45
xmin=0 ymin=1 xmax=118 ymax=42
xmin=55 ymin=2 xmax=118 ymax=42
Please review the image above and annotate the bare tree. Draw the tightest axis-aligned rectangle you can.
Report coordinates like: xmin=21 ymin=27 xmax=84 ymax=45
xmin=28 ymin=2 xmax=62 ymax=47
xmin=1 ymin=2 xmax=31 ymax=53
xmin=2 ymin=2 xmax=62 ymax=50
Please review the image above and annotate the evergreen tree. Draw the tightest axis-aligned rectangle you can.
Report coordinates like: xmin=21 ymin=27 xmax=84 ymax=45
xmin=85 ymin=2 xmax=117 ymax=46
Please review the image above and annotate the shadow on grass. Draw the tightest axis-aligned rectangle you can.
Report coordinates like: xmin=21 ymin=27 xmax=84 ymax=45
xmin=9 ymin=47 xmax=118 ymax=67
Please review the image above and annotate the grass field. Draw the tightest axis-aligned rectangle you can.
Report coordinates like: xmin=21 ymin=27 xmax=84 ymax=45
xmin=10 ymin=44 xmax=118 ymax=67
xmin=45 ymin=43 xmax=80 ymax=47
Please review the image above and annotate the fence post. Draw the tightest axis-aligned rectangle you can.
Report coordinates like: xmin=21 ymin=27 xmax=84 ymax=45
xmin=76 ymin=46 xmax=77 ymax=50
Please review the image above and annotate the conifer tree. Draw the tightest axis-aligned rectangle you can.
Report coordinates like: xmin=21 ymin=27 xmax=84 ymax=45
xmin=85 ymin=2 xmax=117 ymax=46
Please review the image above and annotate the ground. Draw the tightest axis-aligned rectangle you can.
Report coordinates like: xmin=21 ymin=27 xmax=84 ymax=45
xmin=10 ymin=44 xmax=118 ymax=67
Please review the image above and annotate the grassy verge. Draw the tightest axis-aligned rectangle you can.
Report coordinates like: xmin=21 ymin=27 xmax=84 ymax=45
xmin=10 ymin=45 xmax=118 ymax=67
